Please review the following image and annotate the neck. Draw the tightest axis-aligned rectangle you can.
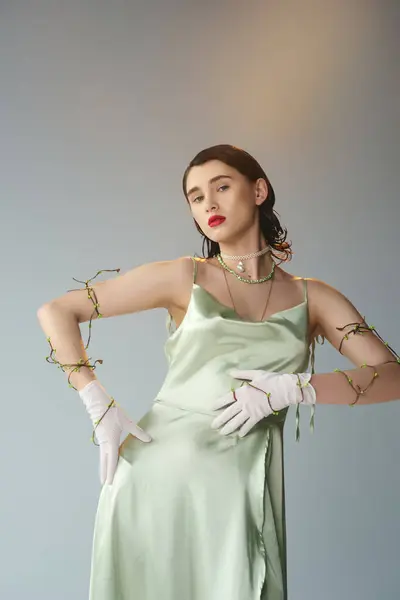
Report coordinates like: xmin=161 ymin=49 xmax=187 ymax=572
xmin=218 ymin=243 xmax=274 ymax=280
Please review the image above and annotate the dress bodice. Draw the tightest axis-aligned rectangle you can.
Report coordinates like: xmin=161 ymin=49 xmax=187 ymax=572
xmin=155 ymin=258 xmax=312 ymax=425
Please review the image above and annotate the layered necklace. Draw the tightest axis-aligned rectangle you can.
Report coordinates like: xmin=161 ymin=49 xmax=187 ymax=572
xmin=216 ymin=246 xmax=276 ymax=322
xmin=217 ymin=246 xmax=274 ymax=284
xmin=219 ymin=245 xmax=271 ymax=276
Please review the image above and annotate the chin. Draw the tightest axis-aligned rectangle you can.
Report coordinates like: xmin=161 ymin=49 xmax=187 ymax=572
xmin=206 ymin=230 xmax=227 ymax=243
xmin=204 ymin=222 xmax=240 ymax=246
xmin=211 ymin=234 xmax=237 ymax=248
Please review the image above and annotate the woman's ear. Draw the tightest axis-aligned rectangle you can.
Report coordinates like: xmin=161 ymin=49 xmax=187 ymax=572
xmin=255 ymin=178 xmax=269 ymax=206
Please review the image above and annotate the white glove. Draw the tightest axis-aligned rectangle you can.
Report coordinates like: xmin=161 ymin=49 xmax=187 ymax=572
xmin=79 ymin=380 xmax=152 ymax=485
xmin=211 ymin=369 xmax=316 ymax=437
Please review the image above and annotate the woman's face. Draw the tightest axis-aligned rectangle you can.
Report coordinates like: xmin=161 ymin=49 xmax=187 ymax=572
xmin=185 ymin=160 xmax=267 ymax=244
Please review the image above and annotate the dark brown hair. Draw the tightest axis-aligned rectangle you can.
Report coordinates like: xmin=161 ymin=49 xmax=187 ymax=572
xmin=182 ymin=144 xmax=292 ymax=262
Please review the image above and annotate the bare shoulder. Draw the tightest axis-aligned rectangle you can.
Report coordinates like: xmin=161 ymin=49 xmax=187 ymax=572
xmin=305 ymin=277 xmax=355 ymax=308
xmin=304 ymin=276 xmax=366 ymax=340
xmin=38 ymin=256 xmax=197 ymax=323
xmin=167 ymin=255 xmax=203 ymax=310
xmin=300 ymin=276 xmax=398 ymax=366
xmin=273 ymin=268 xmax=345 ymax=339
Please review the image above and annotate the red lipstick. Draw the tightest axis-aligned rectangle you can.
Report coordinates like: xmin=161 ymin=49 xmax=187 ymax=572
xmin=208 ymin=215 xmax=226 ymax=227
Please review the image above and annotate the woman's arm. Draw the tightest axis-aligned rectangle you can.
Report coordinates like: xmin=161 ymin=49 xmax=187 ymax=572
xmin=37 ymin=258 xmax=189 ymax=391
xmin=308 ymin=279 xmax=400 ymax=405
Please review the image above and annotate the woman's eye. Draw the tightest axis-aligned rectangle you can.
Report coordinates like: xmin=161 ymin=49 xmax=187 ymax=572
xmin=191 ymin=186 xmax=228 ymax=203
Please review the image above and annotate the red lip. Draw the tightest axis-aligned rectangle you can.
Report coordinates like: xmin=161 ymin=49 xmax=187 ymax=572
xmin=208 ymin=215 xmax=226 ymax=227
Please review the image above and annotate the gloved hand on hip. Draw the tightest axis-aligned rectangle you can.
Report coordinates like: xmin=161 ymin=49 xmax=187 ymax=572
xmin=211 ymin=369 xmax=316 ymax=437
xmin=79 ymin=380 xmax=152 ymax=485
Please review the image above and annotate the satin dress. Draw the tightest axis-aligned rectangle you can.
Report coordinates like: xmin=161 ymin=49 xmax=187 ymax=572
xmin=88 ymin=256 xmax=315 ymax=600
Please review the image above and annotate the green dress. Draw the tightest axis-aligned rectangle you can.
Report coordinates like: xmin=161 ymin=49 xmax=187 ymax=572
xmin=88 ymin=256 xmax=313 ymax=600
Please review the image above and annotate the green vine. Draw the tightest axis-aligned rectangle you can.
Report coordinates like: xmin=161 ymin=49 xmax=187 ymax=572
xmin=45 ymin=268 xmax=120 ymax=444
xmin=334 ymin=317 xmax=400 ymax=405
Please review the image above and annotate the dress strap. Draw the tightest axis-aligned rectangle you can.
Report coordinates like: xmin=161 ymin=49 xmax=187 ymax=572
xmin=166 ymin=257 xmax=197 ymax=336
xmin=302 ymin=278 xmax=308 ymax=302
xmin=189 ymin=256 xmax=198 ymax=284
xmin=166 ymin=310 xmax=175 ymax=335
xmin=294 ymin=278 xmax=313 ymax=442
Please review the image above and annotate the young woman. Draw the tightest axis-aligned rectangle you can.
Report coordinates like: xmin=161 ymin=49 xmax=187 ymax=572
xmin=37 ymin=144 xmax=400 ymax=600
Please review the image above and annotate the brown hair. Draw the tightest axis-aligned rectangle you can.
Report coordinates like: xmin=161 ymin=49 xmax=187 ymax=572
xmin=182 ymin=144 xmax=292 ymax=262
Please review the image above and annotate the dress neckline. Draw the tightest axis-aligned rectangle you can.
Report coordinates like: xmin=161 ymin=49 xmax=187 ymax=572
xmin=167 ymin=282 xmax=308 ymax=341
xmin=194 ymin=282 xmax=307 ymax=324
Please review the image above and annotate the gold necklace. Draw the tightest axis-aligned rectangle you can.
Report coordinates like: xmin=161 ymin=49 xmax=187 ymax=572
xmin=217 ymin=253 xmax=275 ymax=284
xmin=222 ymin=268 xmax=275 ymax=322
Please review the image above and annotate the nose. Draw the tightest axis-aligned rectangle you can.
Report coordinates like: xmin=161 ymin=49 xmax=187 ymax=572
xmin=204 ymin=194 xmax=218 ymax=212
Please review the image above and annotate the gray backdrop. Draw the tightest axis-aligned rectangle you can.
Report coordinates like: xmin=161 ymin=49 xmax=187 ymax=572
xmin=1 ymin=1 xmax=399 ymax=598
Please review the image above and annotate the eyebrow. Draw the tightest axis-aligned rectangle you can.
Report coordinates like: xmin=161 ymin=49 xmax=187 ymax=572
xmin=186 ymin=174 xmax=233 ymax=197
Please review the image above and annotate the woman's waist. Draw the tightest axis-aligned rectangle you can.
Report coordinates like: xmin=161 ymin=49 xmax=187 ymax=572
xmin=152 ymin=396 xmax=288 ymax=426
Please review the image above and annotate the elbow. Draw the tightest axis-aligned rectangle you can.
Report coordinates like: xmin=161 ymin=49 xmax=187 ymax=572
xmin=37 ymin=301 xmax=62 ymax=325
xmin=37 ymin=302 xmax=53 ymax=318
xmin=37 ymin=301 xmax=79 ymax=326
xmin=36 ymin=303 xmax=53 ymax=329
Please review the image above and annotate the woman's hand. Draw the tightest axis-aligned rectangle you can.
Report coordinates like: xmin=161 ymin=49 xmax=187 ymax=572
xmin=79 ymin=380 xmax=152 ymax=485
xmin=211 ymin=368 xmax=316 ymax=437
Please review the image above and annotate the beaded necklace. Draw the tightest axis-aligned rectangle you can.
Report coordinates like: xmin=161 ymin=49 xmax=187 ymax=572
xmin=219 ymin=245 xmax=271 ymax=274
xmin=216 ymin=253 xmax=276 ymax=284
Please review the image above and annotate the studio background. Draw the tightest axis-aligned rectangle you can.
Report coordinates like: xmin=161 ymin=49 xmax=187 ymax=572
xmin=1 ymin=1 xmax=399 ymax=598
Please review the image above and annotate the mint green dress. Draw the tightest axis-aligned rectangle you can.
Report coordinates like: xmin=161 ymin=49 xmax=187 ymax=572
xmin=88 ymin=257 xmax=314 ymax=600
